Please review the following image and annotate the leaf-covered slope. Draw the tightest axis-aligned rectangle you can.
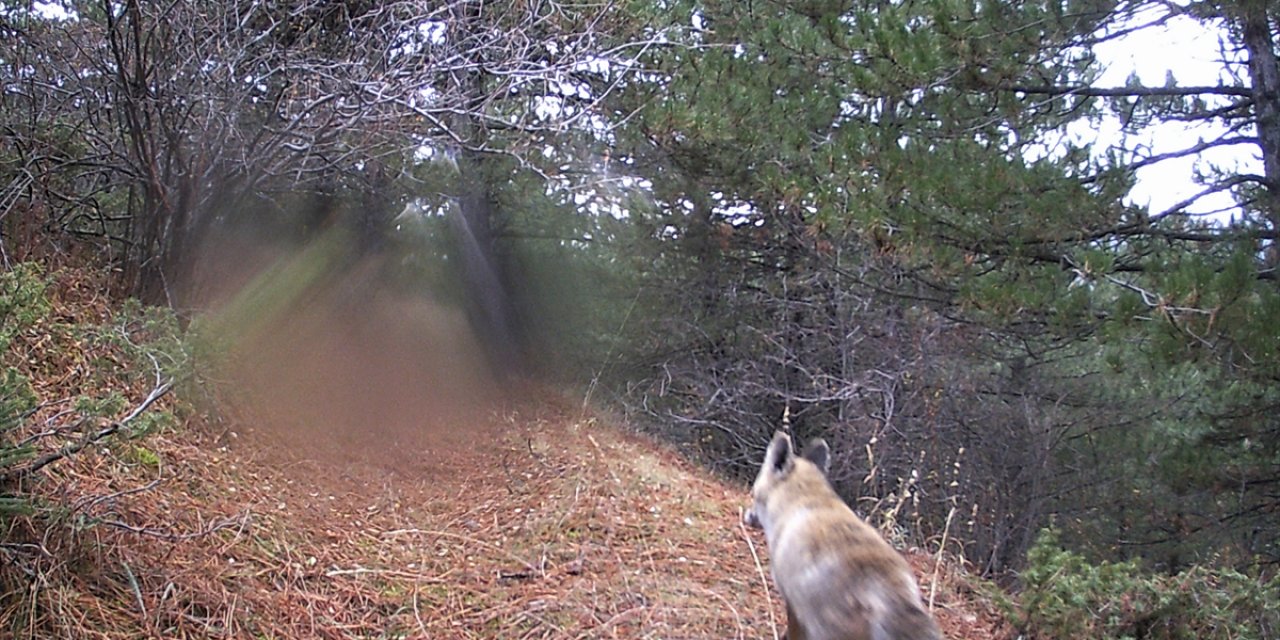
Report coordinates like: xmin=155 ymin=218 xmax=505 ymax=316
xmin=4 ymin=400 xmax=1005 ymax=638
xmin=0 ymin=269 xmax=1002 ymax=638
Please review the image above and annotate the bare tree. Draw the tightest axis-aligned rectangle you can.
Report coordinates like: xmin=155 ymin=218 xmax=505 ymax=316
xmin=0 ymin=0 xmax=660 ymax=304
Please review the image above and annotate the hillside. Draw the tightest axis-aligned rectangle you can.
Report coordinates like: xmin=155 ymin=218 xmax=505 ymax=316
xmin=0 ymin=270 xmax=1005 ymax=639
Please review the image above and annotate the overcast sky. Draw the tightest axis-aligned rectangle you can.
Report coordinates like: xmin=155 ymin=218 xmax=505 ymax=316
xmin=1083 ymin=10 xmax=1259 ymax=223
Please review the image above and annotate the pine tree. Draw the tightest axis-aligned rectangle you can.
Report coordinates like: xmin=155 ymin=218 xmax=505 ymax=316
xmin=609 ymin=0 xmax=1280 ymax=570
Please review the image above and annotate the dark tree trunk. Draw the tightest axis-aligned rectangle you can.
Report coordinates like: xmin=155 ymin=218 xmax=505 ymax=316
xmin=1239 ymin=2 xmax=1280 ymax=233
xmin=450 ymin=151 xmax=527 ymax=378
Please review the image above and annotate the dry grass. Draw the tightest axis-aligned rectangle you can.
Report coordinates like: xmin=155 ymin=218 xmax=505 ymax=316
xmin=1 ymin=270 xmax=1009 ymax=639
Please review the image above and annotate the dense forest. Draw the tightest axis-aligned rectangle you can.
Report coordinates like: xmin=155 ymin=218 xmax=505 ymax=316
xmin=2 ymin=0 xmax=1279 ymax=633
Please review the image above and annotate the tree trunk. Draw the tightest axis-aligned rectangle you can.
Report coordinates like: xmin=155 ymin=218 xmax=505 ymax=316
xmin=451 ymin=151 xmax=526 ymax=377
xmin=1239 ymin=1 xmax=1280 ymax=234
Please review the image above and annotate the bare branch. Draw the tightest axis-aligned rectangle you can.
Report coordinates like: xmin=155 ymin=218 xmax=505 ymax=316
xmin=0 ymin=380 xmax=173 ymax=483
xmin=1007 ymin=83 xmax=1254 ymax=98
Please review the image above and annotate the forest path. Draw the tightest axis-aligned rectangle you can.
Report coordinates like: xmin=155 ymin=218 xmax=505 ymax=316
xmin=5 ymin=269 xmax=1002 ymax=639
xmin=198 ymin=282 xmax=1001 ymax=639
xmin=224 ymin=389 xmax=785 ymax=638
xmin=205 ymin=284 xmax=787 ymax=638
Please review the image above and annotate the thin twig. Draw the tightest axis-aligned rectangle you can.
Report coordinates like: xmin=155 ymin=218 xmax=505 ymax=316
xmin=381 ymin=528 xmax=538 ymax=574
xmin=323 ymin=566 xmax=449 ymax=583
xmin=72 ymin=478 xmax=164 ymax=514
xmin=121 ymin=560 xmax=148 ymax=621
xmin=1 ymin=380 xmax=173 ymax=482
xmin=99 ymin=511 xmax=248 ymax=542
xmin=738 ymin=509 xmax=779 ymax=640
xmin=929 ymin=503 xmax=957 ymax=611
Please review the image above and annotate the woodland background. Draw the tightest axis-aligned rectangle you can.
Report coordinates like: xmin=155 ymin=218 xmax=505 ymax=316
xmin=2 ymin=0 xmax=1280 ymax=633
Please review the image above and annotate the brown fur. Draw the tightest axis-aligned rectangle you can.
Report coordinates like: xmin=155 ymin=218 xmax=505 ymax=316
xmin=744 ymin=431 xmax=942 ymax=640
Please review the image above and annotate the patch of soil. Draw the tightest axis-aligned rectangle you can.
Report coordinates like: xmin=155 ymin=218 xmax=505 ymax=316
xmin=220 ymin=260 xmax=509 ymax=481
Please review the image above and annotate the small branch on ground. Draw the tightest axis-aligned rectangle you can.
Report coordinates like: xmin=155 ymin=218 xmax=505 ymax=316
xmin=382 ymin=528 xmax=539 ymax=575
xmin=72 ymin=478 xmax=164 ymax=514
xmin=99 ymin=511 xmax=250 ymax=543
xmin=324 ymin=566 xmax=450 ymax=583
xmin=0 ymin=379 xmax=173 ymax=483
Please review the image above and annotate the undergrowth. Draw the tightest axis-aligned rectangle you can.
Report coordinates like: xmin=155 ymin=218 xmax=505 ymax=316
xmin=0 ymin=263 xmax=49 ymax=515
xmin=1015 ymin=527 xmax=1279 ymax=639
xmin=0 ymin=265 xmax=200 ymax=492
xmin=0 ymin=262 xmax=213 ymax=636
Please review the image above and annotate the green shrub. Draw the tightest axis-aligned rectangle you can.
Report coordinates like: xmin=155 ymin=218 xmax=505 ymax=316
xmin=1 ymin=264 xmax=197 ymax=516
xmin=1018 ymin=528 xmax=1279 ymax=639
xmin=0 ymin=263 xmax=50 ymax=349
xmin=0 ymin=264 xmax=50 ymax=515
xmin=86 ymin=298 xmax=192 ymax=383
xmin=81 ymin=296 xmax=210 ymax=427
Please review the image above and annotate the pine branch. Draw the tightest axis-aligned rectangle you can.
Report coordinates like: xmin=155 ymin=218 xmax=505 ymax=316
xmin=1122 ymin=135 xmax=1259 ymax=174
xmin=1007 ymin=84 xmax=1254 ymax=98
xmin=0 ymin=380 xmax=173 ymax=483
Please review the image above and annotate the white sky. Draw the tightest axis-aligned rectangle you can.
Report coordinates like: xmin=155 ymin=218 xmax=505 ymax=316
xmin=1080 ymin=11 xmax=1260 ymax=223
xmin=31 ymin=1 xmax=72 ymax=20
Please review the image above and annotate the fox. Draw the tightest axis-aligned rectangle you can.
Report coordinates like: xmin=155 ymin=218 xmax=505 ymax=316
xmin=744 ymin=430 xmax=942 ymax=640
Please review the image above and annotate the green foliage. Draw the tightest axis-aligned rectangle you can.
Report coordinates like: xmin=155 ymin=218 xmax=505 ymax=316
xmin=1 ymin=263 xmax=200 ymax=523
xmin=611 ymin=0 xmax=1148 ymax=573
xmin=85 ymin=297 xmax=205 ymax=425
xmin=125 ymin=445 xmax=162 ymax=468
xmin=108 ymin=299 xmax=197 ymax=382
xmin=0 ymin=263 xmax=51 ymax=349
xmin=1017 ymin=528 xmax=1280 ymax=639
xmin=0 ymin=264 xmax=49 ymax=516
xmin=609 ymin=0 xmax=1280 ymax=575
xmin=74 ymin=392 xmax=127 ymax=417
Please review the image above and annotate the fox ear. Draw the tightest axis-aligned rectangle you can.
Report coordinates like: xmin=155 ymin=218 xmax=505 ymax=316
xmin=802 ymin=438 xmax=830 ymax=475
xmin=764 ymin=431 xmax=794 ymax=474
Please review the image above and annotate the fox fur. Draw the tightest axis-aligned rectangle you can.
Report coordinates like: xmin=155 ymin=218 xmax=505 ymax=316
xmin=744 ymin=431 xmax=942 ymax=640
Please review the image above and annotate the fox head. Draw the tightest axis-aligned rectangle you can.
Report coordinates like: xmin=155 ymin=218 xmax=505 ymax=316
xmin=743 ymin=430 xmax=830 ymax=530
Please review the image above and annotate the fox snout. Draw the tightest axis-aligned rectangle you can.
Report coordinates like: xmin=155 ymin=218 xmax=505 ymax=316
xmin=743 ymin=506 xmax=761 ymax=529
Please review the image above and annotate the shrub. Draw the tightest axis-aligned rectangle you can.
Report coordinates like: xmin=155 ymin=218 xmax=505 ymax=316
xmin=1017 ymin=528 xmax=1279 ymax=639
xmin=0 ymin=264 xmax=203 ymax=515
xmin=0 ymin=264 xmax=50 ymax=515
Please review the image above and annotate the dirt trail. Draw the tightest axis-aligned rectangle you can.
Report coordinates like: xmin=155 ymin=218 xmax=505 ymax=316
xmin=200 ymin=282 xmax=773 ymax=637
xmin=4 ymin=268 xmax=1005 ymax=639
xmin=206 ymin=285 xmax=1004 ymax=639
